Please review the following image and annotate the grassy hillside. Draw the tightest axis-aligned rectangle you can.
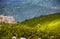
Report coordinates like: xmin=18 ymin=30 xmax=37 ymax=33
xmin=0 ymin=13 xmax=60 ymax=39
xmin=21 ymin=13 xmax=60 ymax=27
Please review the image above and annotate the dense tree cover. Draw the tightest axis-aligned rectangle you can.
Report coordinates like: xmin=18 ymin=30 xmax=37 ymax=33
xmin=0 ymin=13 xmax=60 ymax=39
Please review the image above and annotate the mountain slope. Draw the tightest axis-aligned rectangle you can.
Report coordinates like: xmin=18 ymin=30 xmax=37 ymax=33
xmin=21 ymin=13 xmax=60 ymax=27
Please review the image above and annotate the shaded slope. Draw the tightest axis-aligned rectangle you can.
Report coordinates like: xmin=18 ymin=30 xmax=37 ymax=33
xmin=1 ymin=2 xmax=60 ymax=22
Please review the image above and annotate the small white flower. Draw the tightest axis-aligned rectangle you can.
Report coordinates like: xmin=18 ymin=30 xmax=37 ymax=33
xmin=50 ymin=36 xmax=54 ymax=38
xmin=38 ymin=38 xmax=42 ymax=39
xmin=20 ymin=37 xmax=26 ymax=39
xmin=12 ymin=36 xmax=16 ymax=39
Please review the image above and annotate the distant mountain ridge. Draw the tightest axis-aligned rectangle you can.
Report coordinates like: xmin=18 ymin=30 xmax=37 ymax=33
xmin=1 ymin=3 xmax=60 ymax=22
xmin=0 ymin=0 xmax=60 ymax=22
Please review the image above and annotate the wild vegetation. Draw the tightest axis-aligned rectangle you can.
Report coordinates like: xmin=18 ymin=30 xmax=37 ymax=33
xmin=0 ymin=13 xmax=60 ymax=39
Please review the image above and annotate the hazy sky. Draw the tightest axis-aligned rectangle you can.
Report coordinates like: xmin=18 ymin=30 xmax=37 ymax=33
xmin=0 ymin=0 xmax=60 ymax=22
